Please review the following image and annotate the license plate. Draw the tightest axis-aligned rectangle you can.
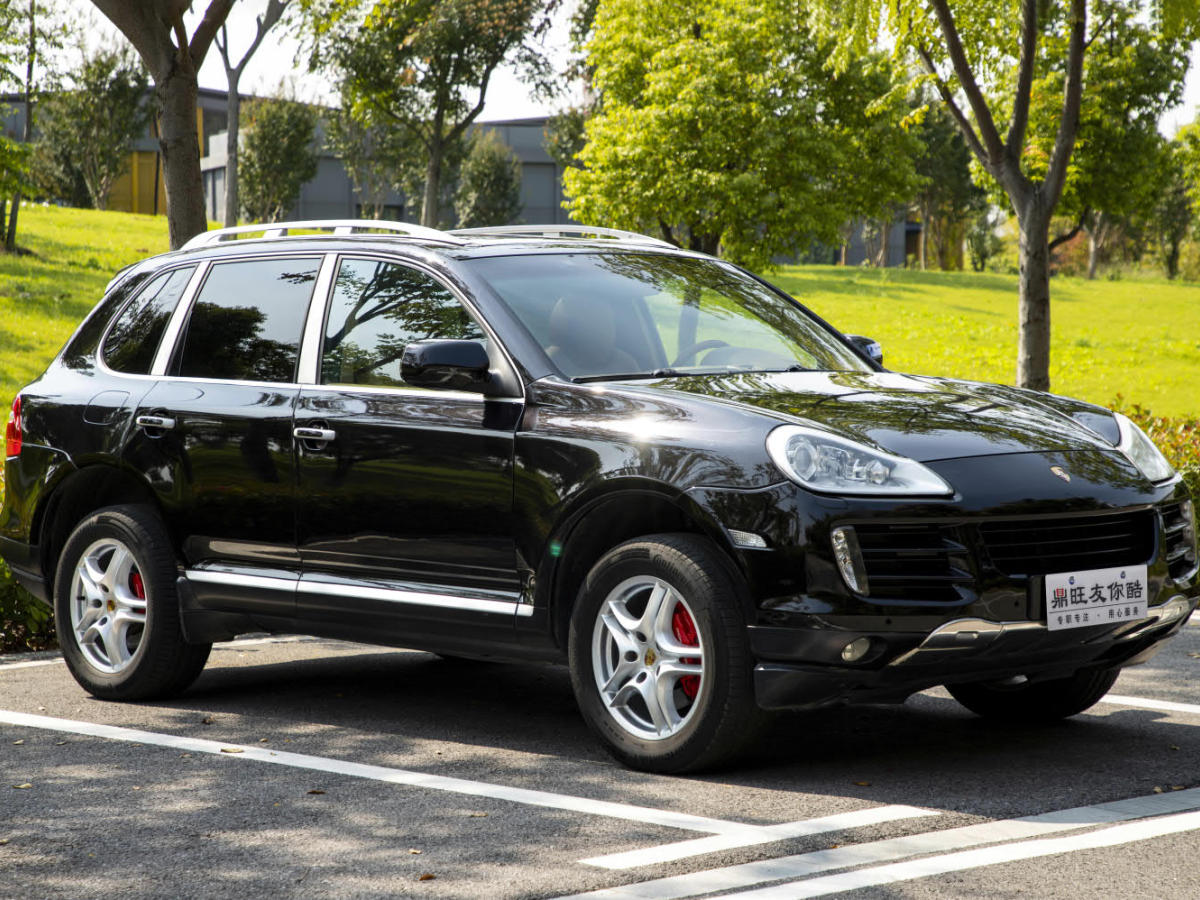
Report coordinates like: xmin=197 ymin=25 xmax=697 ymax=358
xmin=1045 ymin=564 xmax=1148 ymax=631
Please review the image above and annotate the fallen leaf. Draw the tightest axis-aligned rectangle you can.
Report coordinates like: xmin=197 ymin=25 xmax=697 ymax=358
xmin=307 ymin=789 xmax=326 ymax=795
xmin=220 ymin=747 xmax=243 ymax=754
xmin=409 ymin=849 xmax=422 ymax=855
xmin=36 ymin=706 xmax=45 ymax=711
xmin=1172 ymin=785 xmax=1186 ymax=791
xmin=1188 ymin=652 xmax=1200 ymax=659
xmin=0 ymin=839 xmax=9 ymax=845
xmin=1153 ymin=786 xmax=1164 ymax=794
xmin=12 ymin=740 xmax=24 ymax=745
xmin=1170 ymin=745 xmax=1181 ymax=751
xmin=12 ymin=784 xmax=31 ymax=790
xmin=468 ymin=812 xmax=488 ymax=818
xmin=828 ymin=844 xmax=840 ymax=849
xmin=853 ymin=781 xmax=871 ymax=787
xmin=54 ymin=741 xmax=66 ymax=746
xmin=201 ymin=716 xmax=215 ymax=725
xmin=259 ymin=738 xmax=269 ymax=743
xmin=418 ymin=873 xmax=436 ymax=881
xmin=132 ymin=786 xmax=141 ymax=791
xmin=180 ymin=753 xmax=192 ymax=758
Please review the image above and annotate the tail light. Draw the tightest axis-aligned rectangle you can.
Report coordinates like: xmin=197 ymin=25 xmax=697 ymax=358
xmin=5 ymin=395 xmax=21 ymax=458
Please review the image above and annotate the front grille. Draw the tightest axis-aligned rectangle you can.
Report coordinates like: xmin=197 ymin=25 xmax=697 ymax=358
xmin=1161 ymin=502 xmax=1198 ymax=581
xmin=853 ymin=523 xmax=975 ymax=603
xmin=979 ymin=510 xmax=1155 ymax=577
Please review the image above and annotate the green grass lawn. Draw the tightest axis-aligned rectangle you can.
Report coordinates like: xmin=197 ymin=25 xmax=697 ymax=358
xmin=772 ymin=266 xmax=1200 ymax=418
xmin=1 ymin=206 xmax=1198 ymax=420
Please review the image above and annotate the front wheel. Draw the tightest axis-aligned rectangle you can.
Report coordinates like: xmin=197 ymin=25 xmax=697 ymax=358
xmin=54 ymin=505 xmax=210 ymax=700
xmin=568 ymin=534 xmax=765 ymax=773
xmin=946 ymin=667 xmax=1120 ymax=723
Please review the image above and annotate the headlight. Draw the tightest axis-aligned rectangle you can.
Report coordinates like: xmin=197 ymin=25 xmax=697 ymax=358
xmin=1114 ymin=413 xmax=1175 ymax=483
xmin=765 ymin=425 xmax=953 ymax=496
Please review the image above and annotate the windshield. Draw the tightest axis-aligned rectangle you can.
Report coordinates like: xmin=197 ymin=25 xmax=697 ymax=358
xmin=464 ymin=252 xmax=870 ymax=381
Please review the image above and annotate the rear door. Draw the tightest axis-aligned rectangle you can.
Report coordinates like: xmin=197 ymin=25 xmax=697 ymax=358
xmin=125 ymin=255 xmax=326 ymax=618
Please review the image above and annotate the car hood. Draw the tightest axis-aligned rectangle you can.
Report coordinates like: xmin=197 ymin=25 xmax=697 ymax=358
xmin=645 ymin=370 xmax=1121 ymax=462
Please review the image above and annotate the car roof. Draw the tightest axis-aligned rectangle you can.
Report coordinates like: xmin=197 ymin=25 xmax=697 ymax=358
xmin=106 ymin=221 xmax=700 ymax=294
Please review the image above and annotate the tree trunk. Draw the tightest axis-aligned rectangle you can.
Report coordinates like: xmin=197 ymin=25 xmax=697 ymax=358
xmin=1016 ymin=201 xmax=1052 ymax=392
xmin=421 ymin=142 xmax=442 ymax=228
xmin=917 ymin=205 xmax=928 ymax=270
xmin=224 ymin=87 xmax=240 ymax=226
xmin=157 ymin=65 xmax=208 ymax=248
xmin=3 ymin=196 xmax=17 ymax=252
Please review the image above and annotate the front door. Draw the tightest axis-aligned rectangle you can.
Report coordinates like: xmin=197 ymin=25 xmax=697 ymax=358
xmin=294 ymin=256 xmax=522 ymax=642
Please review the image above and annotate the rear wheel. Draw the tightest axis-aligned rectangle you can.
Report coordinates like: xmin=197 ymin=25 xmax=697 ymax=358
xmin=568 ymin=534 xmax=765 ymax=773
xmin=54 ymin=505 xmax=210 ymax=700
xmin=946 ymin=667 xmax=1120 ymax=723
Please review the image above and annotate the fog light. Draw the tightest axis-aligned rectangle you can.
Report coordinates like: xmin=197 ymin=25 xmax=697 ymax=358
xmin=831 ymin=526 xmax=870 ymax=595
xmin=841 ymin=637 xmax=872 ymax=662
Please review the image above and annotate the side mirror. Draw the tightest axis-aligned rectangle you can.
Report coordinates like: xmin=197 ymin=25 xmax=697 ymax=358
xmin=846 ymin=334 xmax=883 ymax=367
xmin=401 ymin=339 xmax=491 ymax=391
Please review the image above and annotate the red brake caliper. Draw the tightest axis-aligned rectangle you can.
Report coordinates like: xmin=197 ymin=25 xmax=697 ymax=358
xmin=671 ymin=604 xmax=701 ymax=700
xmin=130 ymin=571 xmax=146 ymax=602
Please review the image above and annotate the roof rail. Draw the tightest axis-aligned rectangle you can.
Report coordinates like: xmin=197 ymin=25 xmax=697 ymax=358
xmin=448 ymin=224 xmax=676 ymax=248
xmin=180 ymin=219 xmax=463 ymax=249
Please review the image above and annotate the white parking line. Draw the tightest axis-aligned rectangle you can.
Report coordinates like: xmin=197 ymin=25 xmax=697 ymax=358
xmin=0 ymin=658 xmax=61 ymax=671
xmin=557 ymin=788 xmax=1200 ymax=900
xmin=715 ymin=809 xmax=1200 ymax=899
xmin=582 ymin=806 xmax=937 ymax=869
xmin=1097 ymin=694 xmax=1200 ymax=717
xmin=0 ymin=636 xmax=314 ymax=673
xmin=0 ymin=709 xmax=925 ymax=844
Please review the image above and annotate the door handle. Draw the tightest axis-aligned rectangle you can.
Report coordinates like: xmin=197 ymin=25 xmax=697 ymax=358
xmin=135 ymin=414 xmax=176 ymax=430
xmin=293 ymin=426 xmax=336 ymax=443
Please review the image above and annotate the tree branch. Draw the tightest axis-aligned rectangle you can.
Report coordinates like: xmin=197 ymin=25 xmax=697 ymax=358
xmin=926 ymin=0 xmax=1005 ymax=164
xmin=1048 ymin=206 xmax=1088 ymax=250
xmin=446 ymin=60 xmax=497 ymax=142
xmin=1043 ymin=0 xmax=1086 ymax=205
xmin=189 ymin=0 xmax=236 ymax=66
xmin=915 ymin=44 xmax=987 ymax=165
xmin=1005 ymin=0 xmax=1038 ymax=160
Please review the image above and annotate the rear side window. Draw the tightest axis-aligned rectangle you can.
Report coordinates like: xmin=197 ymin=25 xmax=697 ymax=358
xmin=174 ymin=257 xmax=320 ymax=383
xmin=103 ymin=266 xmax=196 ymax=374
xmin=320 ymin=257 xmax=484 ymax=388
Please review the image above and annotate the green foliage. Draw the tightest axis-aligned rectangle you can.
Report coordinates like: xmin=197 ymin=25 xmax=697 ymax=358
xmin=1154 ymin=139 xmax=1194 ymax=279
xmin=912 ymin=99 xmax=985 ymax=269
xmin=240 ymin=97 xmax=320 ymax=223
xmin=33 ymin=45 xmax=151 ymax=210
xmin=324 ymin=101 xmax=411 ymax=218
xmin=966 ymin=209 xmax=1004 ymax=272
xmin=453 ymin=130 xmax=521 ymax=228
xmin=565 ymin=0 xmax=921 ymax=270
xmin=312 ymin=0 xmax=549 ymax=226
xmin=543 ymin=106 xmax=588 ymax=170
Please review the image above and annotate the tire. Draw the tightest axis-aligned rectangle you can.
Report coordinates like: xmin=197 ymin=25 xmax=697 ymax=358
xmin=53 ymin=505 xmax=211 ymax=701
xmin=567 ymin=533 xmax=766 ymax=773
xmin=946 ymin=667 xmax=1120 ymax=723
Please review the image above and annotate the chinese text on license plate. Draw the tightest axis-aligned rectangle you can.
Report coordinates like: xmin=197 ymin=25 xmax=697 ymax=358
xmin=1045 ymin=564 xmax=1148 ymax=632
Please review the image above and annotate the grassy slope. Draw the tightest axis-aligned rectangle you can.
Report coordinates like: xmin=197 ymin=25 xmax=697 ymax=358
xmin=0 ymin=207 xmax=1198 ymax=419
xmin=772 ymin=266 xmax=1200 ymax=418
xmin=0 ymin=205 xmax=170 ymax=412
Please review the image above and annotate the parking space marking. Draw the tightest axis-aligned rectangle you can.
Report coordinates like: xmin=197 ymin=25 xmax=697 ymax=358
xmin=1097 ymin=694 xmax=1200 ymax=717
xmin=581 ymin=806 xmax=937 ymax=869
xmin=0 ymin=658 xmax=61 ymax=671
xmin=713 ymin=809 xmax=1200 ymax=899
xmin=0 ymin=709 xmax=924 ymax=845
xmin=557 ymin=788 xmax=1200 ymax=899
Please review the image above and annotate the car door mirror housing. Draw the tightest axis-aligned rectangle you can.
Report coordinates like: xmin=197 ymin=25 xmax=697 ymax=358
xmin=401 ymin=339 xmax=492 ymax=391
xmin=846 ymin=334 xmax=883 ymax=367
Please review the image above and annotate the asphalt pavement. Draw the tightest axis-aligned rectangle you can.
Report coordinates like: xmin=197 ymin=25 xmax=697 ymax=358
xmin=2 ymin=619 xmax=1199 ymax=899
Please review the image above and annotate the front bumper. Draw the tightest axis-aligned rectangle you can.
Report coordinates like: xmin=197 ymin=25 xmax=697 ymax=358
xmin=752 ymin=594 xmax=1195 ymax=710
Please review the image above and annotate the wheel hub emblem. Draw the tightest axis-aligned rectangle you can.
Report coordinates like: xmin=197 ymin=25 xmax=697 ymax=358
xmin=1050 ymin=465 xmax=1071 ymax=482
xmin=644 ymin=648 xmax=657 ymax=666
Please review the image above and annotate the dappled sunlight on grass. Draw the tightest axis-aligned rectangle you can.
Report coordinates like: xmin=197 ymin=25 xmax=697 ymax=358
xmin=771 ymin=264 xmax=1200 ymax=418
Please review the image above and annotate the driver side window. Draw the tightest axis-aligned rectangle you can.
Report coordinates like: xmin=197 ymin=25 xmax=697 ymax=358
xmin=321 ymin=257 xmax=485 ymax=388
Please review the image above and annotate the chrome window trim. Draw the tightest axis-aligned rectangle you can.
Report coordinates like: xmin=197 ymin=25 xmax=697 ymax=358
xmin=312 ymin=252 xmax=526 ymax=402
xmin=296 ymin=254 xmax=339 ymax=385
xmin=150 ymin=261 xmax=211 ymax=376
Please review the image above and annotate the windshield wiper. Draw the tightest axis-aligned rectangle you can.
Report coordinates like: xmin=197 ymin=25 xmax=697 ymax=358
xmin=573 ymin=368 xmax=689 ymax=383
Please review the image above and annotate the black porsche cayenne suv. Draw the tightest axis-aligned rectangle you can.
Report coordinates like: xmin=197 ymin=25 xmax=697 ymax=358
xmin=2 ymin=221 xmax=1195 ymax=772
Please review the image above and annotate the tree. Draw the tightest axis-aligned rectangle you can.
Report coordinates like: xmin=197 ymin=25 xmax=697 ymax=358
xmin=214 ymin=0 xmax=291 ymax=227
xmin=1017 ymin=2 xmax=1192 ymax=279
xmin=1 ymin=0 xmax=64 ymax=251
xmin=966 ymin=208 xmax=1004 ymax=272
xmin=90 ymin=0 xmax=236 ymax=249
xmin=1154 ymin=145 xmax=1192 ymax=280
xmin=239 ymin=95 xmax=319 ymax=223
xmin=912 ymin=99 xmax=985 ymax=270
xmin=311 ymin=0 xmax=550 ymax=228
xmin=454 ymin=130 xmax=522 ymax=227
xmin=564 ymin=0 xmax=921 ymax=271
xmin=325 ymin=102 xmax=407 ymax=219
xmin=33 ymin=46 xmax=151 ymax=210
xmin=804 ymin=0 xmax=1200 ymax=390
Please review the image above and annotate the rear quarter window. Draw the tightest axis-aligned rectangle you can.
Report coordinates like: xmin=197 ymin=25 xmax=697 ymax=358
xmin=102 ymin=266 xmax=196 ymax=374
